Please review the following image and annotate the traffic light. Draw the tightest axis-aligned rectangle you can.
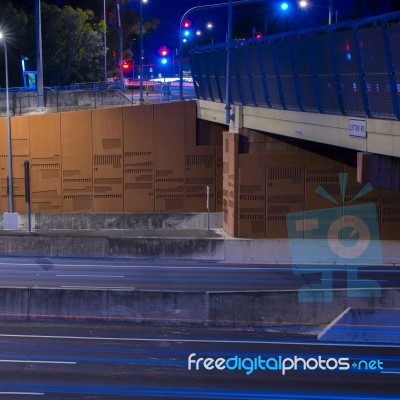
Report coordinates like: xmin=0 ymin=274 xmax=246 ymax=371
xmin=181 ymin=19 xmax=192 ymax=41
xmin=182 ymin=19 xmax=191 ymax=29
xmin=158 ymin=46 xmax=170 ymax=65
xmin=121 ymin=59 xmax=133 ymax=73
xmin=254 ymin=32 xmax=263 ymax=40
xmin=280 ymin=2 xmax=289 ymax=11
xmin=158 ymin=46 xmax=170 ymax=57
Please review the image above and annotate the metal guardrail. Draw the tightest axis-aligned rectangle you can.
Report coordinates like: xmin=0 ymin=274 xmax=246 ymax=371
xmin=0 ymin=81 xmax=196 ymax=116
xmin=189 ymin=11 xmax=400 ymax=120
xmin=0 ymin=81 xmax=122 ymax=93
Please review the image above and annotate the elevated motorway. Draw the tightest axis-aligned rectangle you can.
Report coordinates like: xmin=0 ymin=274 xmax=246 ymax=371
xmin=197 ymin=99 xmax=400 ymax=158
xmin=191 ymin=11 xmax=400 ymax=191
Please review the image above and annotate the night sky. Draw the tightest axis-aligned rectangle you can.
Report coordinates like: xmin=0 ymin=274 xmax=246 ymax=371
xmin=143 ymin=0 xmax=356 ymax=52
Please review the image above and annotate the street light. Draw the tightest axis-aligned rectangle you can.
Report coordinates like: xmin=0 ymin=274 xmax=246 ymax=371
xmin=139 ymin=0 xmax=148 ymax=104
xmin=0 ymin=32 xmax=14 ymax=213
xmin=206 ymin=22 xmax=215 ymax=44
xmin=104 ymin=0 xmax=107 ymax=82
xmin=179 ymin=0 xmax=269 ymax=124
xmin=280 ymin=2 xmax=289 ymax=11
xmin=35 ymin=0 xmax=44 ymax=109
xmin=299 ymin=0 xmax=334 ymax=25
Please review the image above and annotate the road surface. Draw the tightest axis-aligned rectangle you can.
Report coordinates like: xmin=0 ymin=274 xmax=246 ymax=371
xmin=0 ymin=256 xmax=397 ymax=292
xmin=0 ymin=321 xmax=397 ymax=399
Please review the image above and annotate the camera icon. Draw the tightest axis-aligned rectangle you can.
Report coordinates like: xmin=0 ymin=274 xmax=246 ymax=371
xmin=286 ymin=174 xmax=382 ymax=303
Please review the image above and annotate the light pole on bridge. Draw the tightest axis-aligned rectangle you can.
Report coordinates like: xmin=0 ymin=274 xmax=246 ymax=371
xmin=179 ymin=0 xmax=264 ymax=124
xmin=0 ymin=32 xmax=14 ymax=214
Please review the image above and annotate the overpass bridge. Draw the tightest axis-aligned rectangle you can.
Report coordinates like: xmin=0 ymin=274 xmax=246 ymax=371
xmin=190 ymin=12 xmax=400 ymax=183
xmin=189 ymin=11 xmax=400 ymax=238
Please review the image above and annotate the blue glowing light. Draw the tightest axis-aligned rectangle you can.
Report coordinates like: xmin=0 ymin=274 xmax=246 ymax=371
xmin=280 ymin=2 xmax=289 ymax=11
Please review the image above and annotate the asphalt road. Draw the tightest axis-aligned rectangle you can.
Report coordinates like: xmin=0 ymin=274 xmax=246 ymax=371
xmin=0 ymin=256 xmax=398 ymax=291
xmin=0 ymin=321 xmax=397 ymax=399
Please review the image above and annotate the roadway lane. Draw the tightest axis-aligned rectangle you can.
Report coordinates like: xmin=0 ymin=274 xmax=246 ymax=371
xmin=0 ymin=257 xmax=398 ymax=291
xmin=0 ymin=321 xmax=397 ymax=399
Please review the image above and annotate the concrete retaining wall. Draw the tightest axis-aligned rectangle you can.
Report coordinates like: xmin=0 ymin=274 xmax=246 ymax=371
xmin=0 ymin=287 xmax=397 ymax=327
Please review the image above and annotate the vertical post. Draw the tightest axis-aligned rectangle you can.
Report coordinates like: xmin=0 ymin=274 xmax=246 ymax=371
xmin=104 ymin=0 xmax=107 ymax=82
xmin=35 ymin=0 xmax=44 ymax=108
xmin=21 ymin=56 xmax=26 ymax=88
xmin=179 ymin=18 xmax=184 ymax=100
xmin=139 ymin=0 xmax=144 ymax=104
xmin=225 ymin=0 xmax=233 ymax=125
xmin=1 ymin=40 xmax=14 ymax=213
xmin=24 ymin=161 xmax=31 ymax=233
xmin=206 ymin=186 xmax=210 ymax=230
xmin=329 ymin=0 xmax=333 ymax=25
xmin=117 ymin=3 xmax=123 ymax=89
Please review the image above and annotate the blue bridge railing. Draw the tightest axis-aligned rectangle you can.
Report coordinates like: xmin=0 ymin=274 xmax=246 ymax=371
xmin=189 ymin=11 xmax=400 ymax=120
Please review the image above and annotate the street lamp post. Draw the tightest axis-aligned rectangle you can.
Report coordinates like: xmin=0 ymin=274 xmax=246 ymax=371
xmin=0 ymin=33 xmax=14 ymax=213
xmin=179 ymin=0 xmax=264 ymax=123
xmin=139 ymin=0 xmax=147 ymax=104
xmin=226 ymin=0 xmax=233 ymax=125
xmin=299 ymin=0 xmax=334 ymax=25
xmin=35 ymin=0 xmax=44 ymax=109
xmin=104 ymin=0 xmax=107 ymax=82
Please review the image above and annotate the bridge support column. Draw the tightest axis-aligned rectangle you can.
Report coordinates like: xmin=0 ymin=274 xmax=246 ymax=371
xmin=222 ymin=130 xmax=239 ymax=237
xmin=358 ymin=152 xmax=400 ymax=192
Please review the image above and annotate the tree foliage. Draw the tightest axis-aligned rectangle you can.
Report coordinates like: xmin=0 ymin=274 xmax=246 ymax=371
xmin=0 ymin=1 xmax=30 ymax=87
xmin=0 ymin=0 xmax=160 ymax=86
xmin=41 ymin=4 xmax=104 ymax=85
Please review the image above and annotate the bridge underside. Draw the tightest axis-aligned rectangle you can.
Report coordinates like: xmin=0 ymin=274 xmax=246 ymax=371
xmin=196 ymin=100 xmax=400 ymax=240
xmin=198 ymin=100 xmax=400 ymax=193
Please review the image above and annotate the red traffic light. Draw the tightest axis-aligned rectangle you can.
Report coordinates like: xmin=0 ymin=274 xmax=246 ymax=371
xmin=121 ymin=60 xmax=133 ymax=70
xmin=255 ymin=32 xmax=263 ymax=40
xmin=182 ymin=19 xmax=191 ymax=29
xmin=158 ymin=46 xmax=170 ymax=57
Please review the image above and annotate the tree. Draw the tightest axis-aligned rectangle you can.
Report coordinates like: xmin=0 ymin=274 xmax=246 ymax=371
xmin=105 ymin=3 xmax=159 ymax=79
xmin=41 ymin=3 xmax=105 ymax=85
xmin=0 ymin=1 xmax=31 ymax=87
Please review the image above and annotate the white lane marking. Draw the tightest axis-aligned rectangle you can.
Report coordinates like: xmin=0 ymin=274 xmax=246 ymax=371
xmin=0 ymin=392 xmax=44 ymax=396
xmin=0 ymin=360 xmax=76 ymax=364
xmin=56 ymin=274 xmax=125 ymax=278
xmin=0 ymin=334 xmax=398 ymax=348
xmin=60 ymin=286 xmax=134 ymax=290
xmin=0 ymin=262 xmax=278 ymax=271
xmin=381 ymin=371 xmax=400 ymax=374
xmin=0 ymin=261 xmax=397 ymax=273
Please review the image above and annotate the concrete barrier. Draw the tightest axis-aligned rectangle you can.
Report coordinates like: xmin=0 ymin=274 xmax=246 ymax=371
xmin=207 ymin=288 xmax=400 ymax=327
xmin=0 ymin=287 xmax=397 ymax=329
xmin=0 ymin=234 xmax=225 ymax=260
xmin=0 ymin=90 xmax=131 ymax=116
xmin=0 ymin=232 xmax=400 ymax=264
xmin=2 ymin=213 xmax=223 ymax=231
xmin=318 ymin=308 xmax=400 ymax=342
